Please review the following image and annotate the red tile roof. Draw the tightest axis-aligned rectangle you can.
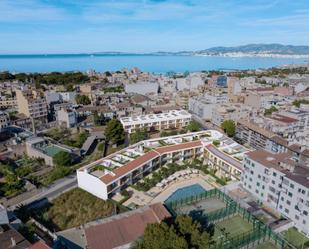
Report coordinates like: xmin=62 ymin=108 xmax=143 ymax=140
xmin=28 ymin=241 xmax=51 ymax=249
xmin=100 ymin=141 xmax=202 ymax=184
xmin=85 ymin=203 xmax=171 ymax=249
xmin=271 ymin=114 xmax=299 ymax=124
xmin=100 ymin=150 xmax=160 ymax=184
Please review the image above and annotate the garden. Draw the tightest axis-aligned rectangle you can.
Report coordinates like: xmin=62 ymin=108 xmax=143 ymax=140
xmin=133 ymin=159 xmax=229 ymax=192
xmin=15 ymin=188 xmax=126 ymax=231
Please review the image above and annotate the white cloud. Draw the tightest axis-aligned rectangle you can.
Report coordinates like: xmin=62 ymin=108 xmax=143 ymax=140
xmin=0 ymin=0 xmax=68 ymax=22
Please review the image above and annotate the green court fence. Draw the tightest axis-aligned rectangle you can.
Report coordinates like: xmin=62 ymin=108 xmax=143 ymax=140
xmin=165 ymin=189 xmax=297 ymax=249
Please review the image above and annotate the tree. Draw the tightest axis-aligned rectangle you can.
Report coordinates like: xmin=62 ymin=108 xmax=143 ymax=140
xmin=75 ymin=94 xmax=91 ymax=105
xmin=93 ymin=111 xmax=105 ymax=126
xmin=105 ymin=118 xmax=125 ymax=145
xmin=133 ymin=215 xmax=210 ymax=249
xmin=292 ymin=99 xmax=309 ymax=108
xmin=97 ymin=143 xmax=105 ymax=152
xmin=221 ymin=120 xmax=235 ymax=137
xmin=264 ymin=106 xmax=278 ymax=116
xmin=53 ymin=151 xmax=72 ymax=167
xmin=186 ymin=120 xmax=202 ymax=132
xmin=130 ymin=128 xmax=149 ymax=144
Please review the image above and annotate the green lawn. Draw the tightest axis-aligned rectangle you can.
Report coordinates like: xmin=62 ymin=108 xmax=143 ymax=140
xmin=282 ymin=227 xmax=309 ymax=249
xmin=213 ymin=215 xmax=253 ymax=241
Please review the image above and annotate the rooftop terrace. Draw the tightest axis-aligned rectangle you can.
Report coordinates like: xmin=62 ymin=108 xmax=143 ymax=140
xmin=80 ymin=130 xmax=250 ymax=185
xmin=120 ymin=110 xmax=191 ymax=124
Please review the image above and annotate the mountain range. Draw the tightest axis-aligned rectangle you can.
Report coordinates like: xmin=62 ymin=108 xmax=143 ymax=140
xmin=95 ymin=44 xmax=309 ymax=57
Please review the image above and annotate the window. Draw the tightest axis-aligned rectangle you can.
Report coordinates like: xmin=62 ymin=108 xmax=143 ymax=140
xmin=303 ymin=211 xmax=308 ymax=216
xmin=273 ymin=172 xmax=277 ymax=177
xmin=295 ymin=215 xmax=299 ymax=220
xmin=303 ymin=220 xmax=306 ymax=225
xmin=279 ymin=205 xmax=283 ymax=209
xmin=255 ymin=190 xmax=259 ymax=194
xmin=272 ymin=180 xmax=275 ymax=185
xmin=249 ymin=185 xmax=252 ymax=189
xmin=249 ymin=178 xmax=252 ymax=182
xmin=285 ymin=208 xmax=289 ymax=214
xmin=261 ymin=193 xmax=264 ymax=197
xmin=286 ymin=200 xmax=291 ymax=205
xmin=257 ymin=182 xmax=260 ymax=186
xmin=281 ymin=197 xmax=284 ymax=201
xmin=290 ymin=183 xmax=294 ymax=189
xmin=262 ymin=185 xmax=265 ymax=190
xmin=288 ymin=192 xmax=293 ymax=197
xmin=258 ymin=174 xmax=261 ymax=179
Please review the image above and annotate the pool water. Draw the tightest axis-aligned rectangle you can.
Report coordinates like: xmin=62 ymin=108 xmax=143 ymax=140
xmin=165 ymin=184 xmax=206 ymax=203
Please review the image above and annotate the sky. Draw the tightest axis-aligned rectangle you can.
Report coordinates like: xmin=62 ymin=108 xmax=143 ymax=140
xmin=0 ymin=0 xmax=308 ymax=54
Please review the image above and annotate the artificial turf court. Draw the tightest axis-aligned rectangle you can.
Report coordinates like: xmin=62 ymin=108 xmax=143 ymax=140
xmin=165 ymin=189 xmax=297 ymax=249
xmin=212 ymin=215 xmax=253 ymax=241
xmin=174 ymin=197 xmax=226 ymax=215
xmin=251 ymin=242 xmax=279 ymax=249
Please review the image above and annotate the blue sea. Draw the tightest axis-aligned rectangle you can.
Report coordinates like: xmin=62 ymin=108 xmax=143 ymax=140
xmin=0 ymin=54 xmax=308 ymax=73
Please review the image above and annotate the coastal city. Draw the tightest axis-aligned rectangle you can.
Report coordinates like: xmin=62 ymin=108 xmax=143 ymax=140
xmin=1 ymin=0 xmax=309 ymax=249
xmin=0 ymin=65 xmax=309 ymax=249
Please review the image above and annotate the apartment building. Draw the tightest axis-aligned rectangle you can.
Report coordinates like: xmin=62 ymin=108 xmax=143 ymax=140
xmin=16 ymin=89 xmax=48 ymax=122
xmin=57 ymin=108 xmax=77 ymax=128
xmin=119 ymin=110 xmax=192 ymax=134
xmin=0 ymin=98 xmax=17 ymax=109
xmin=211 ymin=103 xmax=253 ymax=127
xmin=242 ymin=150 xmax=309 ymax=236
xmin=0 ymin=111 xmax=9 ymax=131
xmin=236 ymin=119 xmax=309 ymax=164
xmin=77 ymin=130 xmax=249 ymax=200
xmin=236 ymin=119 xmax=275 ymax=150
xmin=189 ymin=93 xmax=228 ymax=120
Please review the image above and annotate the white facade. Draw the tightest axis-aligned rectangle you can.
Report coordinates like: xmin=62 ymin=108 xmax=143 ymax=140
xmin=124 ymin=81 xmax=158 ymax=95
xmin=120 ymin=110 xmax=192 ymax=133
xmin=189 ymin=94 xmax=228 ymax=120
xmin=57 ymin=108 xmax=77 ymax=128
xmin=45 ymin=91 xmax=61 ymax=104
xmin=242 ymin=150 xmax=309 ymax=236
xmin=60 ymin=91 xmax=77 ymax=103
xmin=77 ymin=130 xmax=249 ymax=200
xmin=211 ymin=104 xmax=252 ymax=127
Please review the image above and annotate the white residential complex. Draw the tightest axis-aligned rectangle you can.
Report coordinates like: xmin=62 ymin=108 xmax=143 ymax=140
xmin=119 ymin=110 xmax=192 ymax=133
xmin=77 ymin=130 xmax=250 ymax=200
xmin=242 ymin=150 xmax=309 ymax=236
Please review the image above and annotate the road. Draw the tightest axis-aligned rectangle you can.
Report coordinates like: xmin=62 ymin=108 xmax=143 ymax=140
xmin=9 ymin=174 xmax=77 ymax=210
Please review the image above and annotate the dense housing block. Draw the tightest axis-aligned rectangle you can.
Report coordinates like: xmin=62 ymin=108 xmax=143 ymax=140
xmin=242 ymin=150 xmax=309 ymax=236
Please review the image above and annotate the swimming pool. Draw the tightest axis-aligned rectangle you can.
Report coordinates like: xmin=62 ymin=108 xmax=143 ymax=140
xmin=165 ymin=184 xmax=206 ymax=203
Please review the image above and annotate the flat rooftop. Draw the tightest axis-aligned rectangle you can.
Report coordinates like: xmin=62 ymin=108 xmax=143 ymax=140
xmin=120 ymin=109 xmax=191 ymax=124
